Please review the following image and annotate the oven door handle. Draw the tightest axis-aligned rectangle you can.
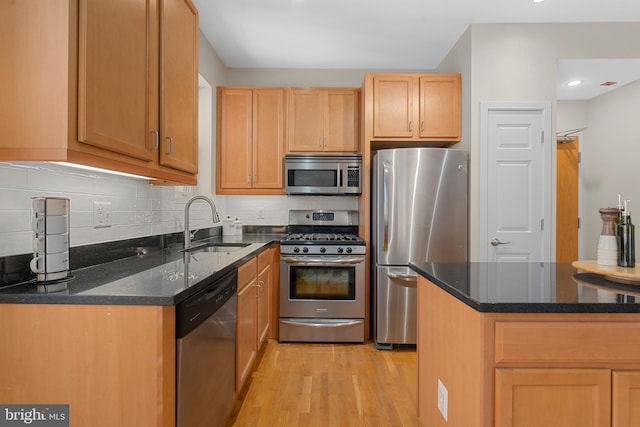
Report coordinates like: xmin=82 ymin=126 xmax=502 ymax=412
xmin=280 ymin=319 xmax=363 ymax=328
xmin=281 ymin=257 xmax=364 ymax=265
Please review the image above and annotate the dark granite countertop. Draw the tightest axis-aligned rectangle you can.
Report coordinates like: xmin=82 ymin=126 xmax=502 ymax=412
xmin=0 ymin=233 xmax=284 ymax=306
xmin=410 ymin=261 xmax=640 ymax=313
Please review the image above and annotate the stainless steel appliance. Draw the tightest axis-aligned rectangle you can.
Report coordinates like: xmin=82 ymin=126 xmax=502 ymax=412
xmin=284 ymin=154 xmax=362 ymax=195
xmin=372 ymin=148 xmax=468 ymax=349
xmin=279 ymin=210 xmax=366 ymax=342
xmin=176 ymin=269 xmax=237 ymax=427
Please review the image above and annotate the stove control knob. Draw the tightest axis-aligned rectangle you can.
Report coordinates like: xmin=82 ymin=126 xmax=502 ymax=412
xmin=302 ymin=247 xmax=309 ymax=253
xmin=346 ymin=247 xmax=353 ymax=254
xmin=320 ymin=247 xmax=326 ymax=254
xmin=337 ymin=247 xmax=344 ymax=254
xmin=293 ymin=247 xmax=300 ymax=253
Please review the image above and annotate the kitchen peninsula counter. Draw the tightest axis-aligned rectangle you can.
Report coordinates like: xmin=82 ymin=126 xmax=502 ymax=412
xmin=410 ymin=262 xmax=640 ymax=427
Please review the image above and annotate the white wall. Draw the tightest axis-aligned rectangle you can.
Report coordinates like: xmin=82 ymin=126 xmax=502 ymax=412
xmin=582 ymin=80 xmax=640 ymax=258
xmin=446 ymin=22 xmax=640 ymax=260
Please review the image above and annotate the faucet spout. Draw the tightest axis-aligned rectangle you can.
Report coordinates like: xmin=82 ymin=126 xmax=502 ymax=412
xmin=184 ymin=196 xmax=221 ymax=250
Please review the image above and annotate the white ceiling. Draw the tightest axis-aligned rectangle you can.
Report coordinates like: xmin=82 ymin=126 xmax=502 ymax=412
xmin=194 ymin=0 xmax=640 ymax=99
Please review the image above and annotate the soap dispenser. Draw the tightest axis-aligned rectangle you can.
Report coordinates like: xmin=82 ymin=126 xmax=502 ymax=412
xmin=618 ymin=200 xmax=635 ymax=268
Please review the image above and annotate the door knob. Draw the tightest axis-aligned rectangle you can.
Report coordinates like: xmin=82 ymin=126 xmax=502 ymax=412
xmin=490 ymin=238 xmax=511 ymax=247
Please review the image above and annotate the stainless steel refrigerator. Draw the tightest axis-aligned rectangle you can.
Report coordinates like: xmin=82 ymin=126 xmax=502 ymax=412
xmin=372 ymin=148 xmax=468 ymax=349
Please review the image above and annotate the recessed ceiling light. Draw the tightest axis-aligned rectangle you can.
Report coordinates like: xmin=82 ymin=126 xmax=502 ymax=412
xmin=567 ymin=80 xmax=582 ymax=86
xmin=600 ymin=81 xmax=618 ymax=86
xmin=533 ymin=0 xmax=545 ymax=3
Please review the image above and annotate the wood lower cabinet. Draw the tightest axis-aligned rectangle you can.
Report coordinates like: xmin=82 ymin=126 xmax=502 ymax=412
xmin=257 ymin=247 xmax=275 ymax=347
xmin=235 ymin=245 xmax=279 ymax=394
xmin=496 ymin=368 xmax=612 ymax=427
xmin=288 ymin=88 xmax=359 ymax=153
xmin=367 ymin=73 xmax=460 ymax=143
xmin=216 ymin=88 xmax=286 ymax=194
xmin=0 ymin=304 xmax=175 ymax=427
xmin=236 ymin=256 xmax=259 ymax=393
xmin=613 ymin=371 xmax=640 ymax=427
xmin=1 ymin=0 xmax=198 ymax=184
xmin=417 ymin=276 xmax=640 ymax=427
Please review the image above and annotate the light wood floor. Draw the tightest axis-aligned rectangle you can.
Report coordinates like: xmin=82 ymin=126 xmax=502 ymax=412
xmin=228 ymin=340 xmax=418 ymax=427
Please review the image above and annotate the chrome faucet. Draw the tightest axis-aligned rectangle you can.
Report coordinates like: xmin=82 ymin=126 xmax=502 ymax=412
xmin=184 ymin=196 xmax=221 ymax=250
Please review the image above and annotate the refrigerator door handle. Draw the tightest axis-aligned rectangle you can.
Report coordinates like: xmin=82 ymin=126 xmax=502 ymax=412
xmin=387 ymin=272 xmax=418 ymax=282
xmin=383 ymin=161 xmax=390 ymax=252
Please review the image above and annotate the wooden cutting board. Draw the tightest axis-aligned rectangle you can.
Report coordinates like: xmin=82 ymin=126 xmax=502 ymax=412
xmin=572 ymin=260 xmax=640 ymax=284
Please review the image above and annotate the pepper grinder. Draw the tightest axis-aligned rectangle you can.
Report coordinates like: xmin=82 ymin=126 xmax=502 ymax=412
xmin=597 ymin=207 xmax=620 ymax=266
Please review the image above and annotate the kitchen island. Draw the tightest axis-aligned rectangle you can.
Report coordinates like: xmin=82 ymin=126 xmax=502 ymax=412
xmin=0 ymin=233 xmax=282 ymax=427
xmin=411 ymin=262 xmax=640 ymax=427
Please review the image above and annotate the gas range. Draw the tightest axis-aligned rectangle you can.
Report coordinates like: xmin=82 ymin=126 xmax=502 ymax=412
xmin=279 ymin=209 xmax=366 ymax=343
xmin=280 ymin=210 xmax=366 ymax=255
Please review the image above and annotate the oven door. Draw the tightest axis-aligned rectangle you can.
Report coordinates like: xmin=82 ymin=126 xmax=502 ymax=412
xmin=279 ymin=254 xmax=365 ymax=319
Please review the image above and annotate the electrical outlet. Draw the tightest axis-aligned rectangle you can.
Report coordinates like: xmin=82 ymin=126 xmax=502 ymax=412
xmin=93 ymin=201 xmax=112 ymax=228
xmin=256 ymin=207 xmax=265 ymax=219
xmin=438 ymin=379 xmax=448 ymax=421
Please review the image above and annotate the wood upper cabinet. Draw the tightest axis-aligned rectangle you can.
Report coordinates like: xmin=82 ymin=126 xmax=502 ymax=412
xmin=0 ymin=0 xmax=198 ymax=184
xmin=369 ymin=73 xmax=460 ymax=143
xmin=288 ymin=88 xmax=359 ymax=153
xmin=217 ymin=88 xmax=286 ymax=194
xmin=157 ymin=0 xmax=199 ymax=174
xmin=495 ymin=368 xmax=612 ymax=427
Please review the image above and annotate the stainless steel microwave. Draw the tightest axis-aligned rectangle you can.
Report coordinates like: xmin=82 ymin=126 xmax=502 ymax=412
xmin=284 ymin=154 xmax=362 ymax=195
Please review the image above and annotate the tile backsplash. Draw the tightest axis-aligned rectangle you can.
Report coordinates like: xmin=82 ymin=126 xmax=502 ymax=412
xmin=0 ymin=162 xmax=359 ymax=258
xmin=0 ymin=162 xmax=221 ymax=258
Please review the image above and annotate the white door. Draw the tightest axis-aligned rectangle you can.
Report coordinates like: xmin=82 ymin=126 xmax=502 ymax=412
xmin=480 ymin=103 xmax=552 ymax=263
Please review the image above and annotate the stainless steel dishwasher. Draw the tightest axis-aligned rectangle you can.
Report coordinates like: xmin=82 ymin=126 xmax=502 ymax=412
xmin=176 ymin=268 xmax=237 ymax=427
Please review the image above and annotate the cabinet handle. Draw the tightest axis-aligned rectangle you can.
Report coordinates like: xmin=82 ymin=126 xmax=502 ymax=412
xmin=165 ymin=136 xmax=173 ymax=155
xmin=408 ymin=121 xmax=412 ymax=132
xmin=253 ymin=174 xmax=256 ymax=184
xmin=149 ymin=130 xmax=159 ymax=151
xmin=319 ymin=137 xmax=323 ymax=147
xmin=421 ymin=121 xmax=424 ymax=132
xmin=247 ymin=175 xmax=251 ymax=184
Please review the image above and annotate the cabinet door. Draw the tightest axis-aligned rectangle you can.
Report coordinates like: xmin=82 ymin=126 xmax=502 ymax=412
xmin=159 ymin=0 xmax=198 ymax=174
xmin=257 ymin=264 xmax=271 ymax=348
xmin=219 ymin=89 xmax=253 ymax=190
xmin=613 ymin=371 xmax=640 ymax=427
xmin=372 ymin=75 xmax=414 ymax=138
xmin=236 ymin=278 xmax=257 ymax=392
xmin=324 ymin=89 xmax=359 ymax=152
xmin=419 ymin=74 xmax=461 ymax=140
xmin=253 ymin=89 xmax=286 ymax=188
xmin=1 ymin=1 xmax=70 ymax=155
xmin=288 ymin=89 xmax=325 ymax=152
xmin=496 ymin=368 xmax=611 ymax=427
xmin=78 ymin=0 xmax=154 ymax=162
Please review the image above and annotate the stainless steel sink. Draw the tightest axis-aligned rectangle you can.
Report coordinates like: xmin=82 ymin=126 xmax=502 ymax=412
xmin=183 ymin=242 xmax=251 ymax=253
